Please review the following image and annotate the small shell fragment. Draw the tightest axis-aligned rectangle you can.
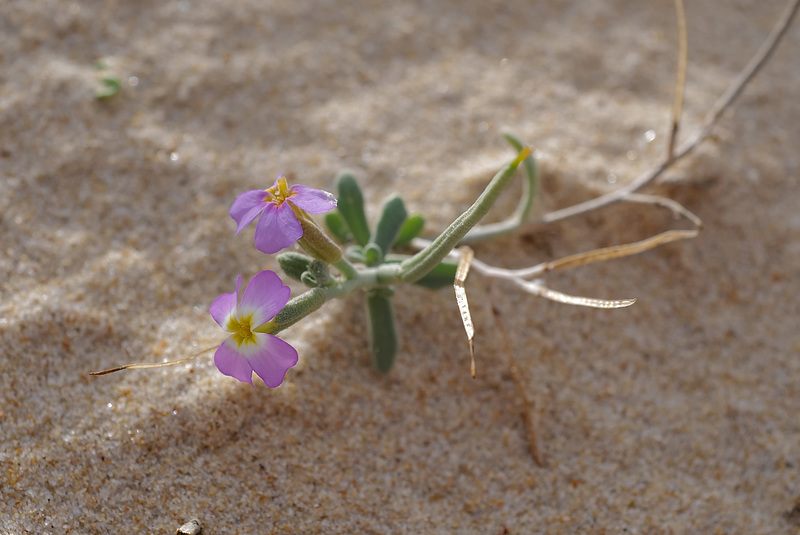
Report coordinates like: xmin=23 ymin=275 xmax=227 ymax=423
xmin=177 ymin=518 xmax=202 ymax=535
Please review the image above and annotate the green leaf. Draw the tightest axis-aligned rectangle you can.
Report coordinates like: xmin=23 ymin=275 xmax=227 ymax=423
xmin=363 ymin=243 xmax=383 ymax=266
xmin=300 ymin=272 xmax=318 ymax=287
xmin=324 ymin=211 xmax=352 ymax=243
xmin=307 ymin=260 xmax=333 ymax=286
xmin=345 ymin=246 xmax=367 ymax=264
xmin=393 ymin=214 xmax=425 ymax=248
xmin=366 ymin=289 xmax=398 ymax=373
xmin=413 ymin=260 xmax=458 ymax=289
xmin=381 ymin=256 xmax=458 ymax=289
xmin=96 ymin=76 xmax=122 ymax=100
xmin=276 ymin=252 xmax=314 ymax=282
xmin=335 ymin=172 xmax=371 ymax=247
xmin=371 ymin=194 xmax=407 ymax=258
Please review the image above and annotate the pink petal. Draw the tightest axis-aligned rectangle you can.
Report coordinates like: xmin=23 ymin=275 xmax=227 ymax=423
xmin=214 ymin=337 xmax=255 ymax=385
xmin=209 ymin=275 xmax=243 ymax=327
xmin=230 ymin=190 xmax=270 ymax=235
xmin=247 ymin=334 xmax=299 ymax=388
xmin=253 ymin=203 xmax=303 ymax=254
xmin=240 ymin=270 xmax=291 ymax=325
xmin=289 ymin=185 xmax=338 ymax=214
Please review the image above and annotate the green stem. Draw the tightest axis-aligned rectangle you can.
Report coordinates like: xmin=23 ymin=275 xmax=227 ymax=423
xmin=398 ymin=147 xmax=530 ymax=283
xmin=461 ymin=133 xmax=538 ymax=244
xmin=333 ymin=258 xmax=360 ymax=280
xmin=268 ymin=265 xmax=393 ymax=334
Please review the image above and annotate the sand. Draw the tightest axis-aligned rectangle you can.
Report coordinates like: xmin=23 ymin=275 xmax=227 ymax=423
xmin=2 ymin=0 xmax=799 ymax=533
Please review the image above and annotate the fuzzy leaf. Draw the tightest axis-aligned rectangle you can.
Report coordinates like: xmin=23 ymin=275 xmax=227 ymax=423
xmin=366 ymin=289 xmax=398 ymax=373
xmin=371 ymin=195 xmax=407 ymax=257
xmin=335 ymin=172 xmax=371 ymax=247
xmin=324 ymin=210 xmax=352 ymax=243
xmin=393 ymin=214 xmax=425 ymax=248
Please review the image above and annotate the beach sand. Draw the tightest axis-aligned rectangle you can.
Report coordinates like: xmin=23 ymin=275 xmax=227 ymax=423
xmin=2 ymin=1 xmax=799 ymax=533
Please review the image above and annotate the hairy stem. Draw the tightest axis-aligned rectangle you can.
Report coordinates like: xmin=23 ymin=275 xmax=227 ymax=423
xmin=399 ymin=147 xmax=530 ymax=283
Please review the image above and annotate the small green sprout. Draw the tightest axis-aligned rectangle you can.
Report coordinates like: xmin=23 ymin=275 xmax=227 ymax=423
xmin=94 ymin=61 xmax=122 ymax=100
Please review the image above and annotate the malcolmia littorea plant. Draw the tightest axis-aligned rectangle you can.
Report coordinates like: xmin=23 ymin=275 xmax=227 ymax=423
xmin=212 ymin=141 xmax=539 ymax=387
xmin=94 ymin=137 xmax=545 ymax=378
xmin=198 ymin=132 xmax=694 ymax=388
xmin=90 ymin=1 xmax=796 ymax=462
xmin=92 ymin=134 xmax=702 ymax=389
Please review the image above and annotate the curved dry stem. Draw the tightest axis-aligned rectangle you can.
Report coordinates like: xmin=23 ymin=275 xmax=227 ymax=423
xmin=485 ymin=279 xmax=546 ymax=466
xmin=668 ymin=0 xmax=688 ymax=160
xmin=471 ymin=227 xmax=699 ymax=282
xmin=543 ymin=228 xmax=699 ymax=274
xmin=624 ymin=193 xmax=703 ymax=228
xmin=510 ymin=280 xmax=635 ymax=309
xmin=537 ymin=0 xmax=799 ymax=226
xmin=90 ymin=345 xmax=217 ymax=376
xmin=454 ymin=246 xmax=476 ymax=378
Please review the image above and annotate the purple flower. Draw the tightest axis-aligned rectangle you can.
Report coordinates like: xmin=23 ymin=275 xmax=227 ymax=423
xmin=209 ymin=270 xmax=298 ymax=387
xmin=230 ymin=175 xmax=337 ymax=254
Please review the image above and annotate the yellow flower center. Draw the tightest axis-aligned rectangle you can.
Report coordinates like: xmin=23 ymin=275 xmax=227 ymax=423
xmin=226 ymin=314 xmax=257 ymax=347
xmin=266 ymin=176 xmax=293 ymax=206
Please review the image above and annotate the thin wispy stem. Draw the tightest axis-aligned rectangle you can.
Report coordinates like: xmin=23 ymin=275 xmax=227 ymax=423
xmin=537 ymin=0 xmax=799 ymax=226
